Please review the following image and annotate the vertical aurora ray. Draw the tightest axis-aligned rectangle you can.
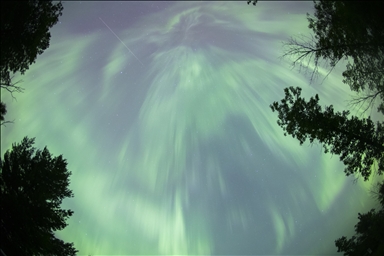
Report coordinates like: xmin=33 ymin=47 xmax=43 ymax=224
xmin=0 ymin=1 xmax=381 ymax=255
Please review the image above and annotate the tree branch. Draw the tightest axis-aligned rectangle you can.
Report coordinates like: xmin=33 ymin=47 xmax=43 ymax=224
xmin=1 ymin=119 xmax=14 ymax=126
xmin=347 ymin=88 xmax=384 ymax=115
xmin=281 ymin=34 xmax=337 ymax=84
xmin=0 ymin=76 xmax=24 ymax=100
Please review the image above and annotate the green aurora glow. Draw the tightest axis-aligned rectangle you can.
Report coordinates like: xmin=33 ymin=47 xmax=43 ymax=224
xmin=1 ymin=2 xmax=382 ymax=255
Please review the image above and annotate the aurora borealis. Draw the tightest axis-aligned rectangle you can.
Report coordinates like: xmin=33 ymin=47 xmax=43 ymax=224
xmin=1 ymin=1 xmax=382 ymax=255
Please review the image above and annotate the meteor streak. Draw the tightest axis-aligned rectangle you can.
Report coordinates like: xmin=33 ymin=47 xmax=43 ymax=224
xmin=99 ymin=17 xmax=144 ymax=66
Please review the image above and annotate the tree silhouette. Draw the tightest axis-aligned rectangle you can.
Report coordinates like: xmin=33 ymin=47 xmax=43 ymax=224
xmin=307 ymin=1 xmax=384 ymax=65
xmin=0 ymin=102 xmax=13 ymax=126
xmin=0 ymin=0 xmax=63 ymax=82
xmin=335 ymin=182 xmax=384 ymax=255
xmin=343 ymin=53 xmax=384 ymax=114
xmin=0 ymin=137 xmax=77 ymax=255
xmin=247 ymin=0 xmax=258 ymax=6
xmin=0 ymin=0 xmax=63 ymax=124
xmin=282 ymin=1 xmax=384 ymax=113
xmin=270 ymin=86 xmax=384 ymax=181
xmin=268 ymin=1 xmax=384 ymax=254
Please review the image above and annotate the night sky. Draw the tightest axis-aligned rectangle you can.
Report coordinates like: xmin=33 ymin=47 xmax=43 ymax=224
xmin=1 ymin=1 xmax=382 ymax=255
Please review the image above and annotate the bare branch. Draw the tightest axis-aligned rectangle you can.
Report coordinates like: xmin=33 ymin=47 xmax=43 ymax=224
xmin=1 ymin=119 xmax=14 ymax=127
xmin=0 ymin=75 xmax=24 ymax=100
xmin=281 ymin=34 xmax=337 ymax=84
xmin=347 ymin=88 xmax=384 ymax=116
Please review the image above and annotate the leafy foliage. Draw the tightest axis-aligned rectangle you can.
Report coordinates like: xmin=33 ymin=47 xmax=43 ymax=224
xmin=0 ymin=0 xmax=63 ymax=125
xmin=273 ymin=1 xmax=384 ymax=254
xmin=0 ymin=0 xmax=63 ymax=80
xmin=270 ymin=87 xmax=384 ymax=180
xmin=0 ymin=102 xmax=6 ymax=122
xmin=247 ymin=0 xmax=258 ymax=6
xmin=0 ymin=137 xmax=77 ymax=255
xmin=335 ymin=182 xmax=384 ymax=255
xmin=307 ymin=1 xmax=384 ymax=66
xmin=283 ymin=1 xmax=384 ymax=114
xmin=343 ymin=53 xmax=384 ymax=114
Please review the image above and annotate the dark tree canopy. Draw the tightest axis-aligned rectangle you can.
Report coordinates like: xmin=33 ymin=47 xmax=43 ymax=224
xmin=335 ymin=182 xmax=384 ymax=255
xmin=283 ymin=1 xmax=384 ymax=114
xmin=271 ymin=1 xmax=384 ymax=254
xmin=343 ymin=52 xmax=384 ymax=114
xmin=247 ymin=0 xmax=258 ymax=6
xmin=0 ymin=102 xmax=6 ymax=122
xmin=0 ymin=137 xmax=77 ymax=256
xmin=0 ymin=0 xmax=63 ymax=125
xmin=0 ymin=0 xmax=63 ymax=81
xmin=270 ymin=86 xmax=384 ymax=181
xmin=0 ymin=101 xmax=13 ymax=126
xmin=307 ymin=1 xmax=384 ymax=66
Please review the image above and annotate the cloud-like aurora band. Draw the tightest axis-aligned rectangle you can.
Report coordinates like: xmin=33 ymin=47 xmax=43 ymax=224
xmin=0 ymin=2 xmax=381 ymax=255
